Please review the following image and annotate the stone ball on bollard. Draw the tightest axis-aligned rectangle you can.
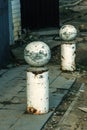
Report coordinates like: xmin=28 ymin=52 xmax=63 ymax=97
xmin=59 ymin=25 xmax=77 ymax=41
xmin=24 ymin=41 xmax=51 ymax=66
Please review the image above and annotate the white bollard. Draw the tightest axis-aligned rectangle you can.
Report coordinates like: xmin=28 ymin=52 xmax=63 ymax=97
xmin=24 ymin=41 xmax=51 ymax=114
xmin=59 ymin=25 xmax=77 ymax=71
xmin=27 ymin=67 xmax=49 ymax=114
xmin=61 ymin=41 xmax=76 ymax=71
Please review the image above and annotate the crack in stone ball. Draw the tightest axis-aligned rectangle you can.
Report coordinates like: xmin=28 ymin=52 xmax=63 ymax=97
xmin=24 ymin=41 xmax=51 ymax=66
xmin=59 ymin=25 xmax=77 ymax=41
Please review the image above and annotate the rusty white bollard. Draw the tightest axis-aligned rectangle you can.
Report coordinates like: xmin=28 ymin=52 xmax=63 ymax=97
xmin=59 ymin=25 xmax=77 ymax=71
xmin=24 ymin=41 xmax=51 ymax=114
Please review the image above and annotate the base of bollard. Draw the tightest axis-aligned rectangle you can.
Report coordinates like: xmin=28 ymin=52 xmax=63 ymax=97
xmin=60 ymin=68 xmax=76 ymax=72
xmin=26 ymin=107 xmax=49 ymax=115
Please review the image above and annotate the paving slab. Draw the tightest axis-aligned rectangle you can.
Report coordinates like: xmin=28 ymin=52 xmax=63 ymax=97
xmin=0 ymin=82 xmax=26 ymax=102
xmin=3 ymin=103 xmax=26 ymax=111
xmin=51 ymin=77 xmax=76 ymax=90
xmin=0 ymin=65 xmax=27 ymax=94
xmin=0 ymin=109 xmax=23 ymax=130
xmin=0 ymin=65 xmax=76 ymax=130
xmin=48 ymin=65 xmax=61 ymax=84
xmin=50 ymin=76 xmax=67 ymax=90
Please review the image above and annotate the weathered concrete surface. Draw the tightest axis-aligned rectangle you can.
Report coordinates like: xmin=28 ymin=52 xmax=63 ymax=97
xmin=55 ymin=83 xmax=84 ymax=130
xmin=0 ymin=65 xmax=76 ymax=130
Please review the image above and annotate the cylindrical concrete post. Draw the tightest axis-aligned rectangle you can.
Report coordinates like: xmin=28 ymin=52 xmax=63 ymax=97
xmin=61 ymin=41 xmax=76 ymax=71
xmin=27 ymin=67 xmax=49 ymax=114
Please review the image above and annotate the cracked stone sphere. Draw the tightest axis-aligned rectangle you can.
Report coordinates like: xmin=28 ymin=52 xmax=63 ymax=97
xmin=59 ymin=25 xmax=77 ymax=41
xmin=24 ymin=41 xmax=51 ymax=66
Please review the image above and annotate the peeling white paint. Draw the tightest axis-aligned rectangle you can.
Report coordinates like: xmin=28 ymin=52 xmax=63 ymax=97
xmin=61 ymin=43 xmax=76 ymax=71
xmin=27 ymin=67 xmax=49 ymax=114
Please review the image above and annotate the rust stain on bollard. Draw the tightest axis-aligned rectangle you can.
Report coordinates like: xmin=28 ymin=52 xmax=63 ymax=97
xmin=27 ymin=107 xmax=37 ymax=114
xmin=27 ymin=107 xmax=43 ymax=115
